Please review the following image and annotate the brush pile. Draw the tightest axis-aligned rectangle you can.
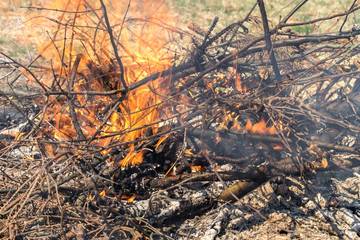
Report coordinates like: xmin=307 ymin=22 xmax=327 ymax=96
xmin=0 ymin=0 xmax=360 ymax=239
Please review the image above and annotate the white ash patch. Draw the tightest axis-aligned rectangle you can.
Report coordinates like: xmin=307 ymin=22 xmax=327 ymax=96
xmin=176 ymin=167 xmax=360 ymax=239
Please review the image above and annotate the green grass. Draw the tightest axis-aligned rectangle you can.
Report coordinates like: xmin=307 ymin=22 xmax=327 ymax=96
xmin=7 ymin=44 xmax=36 ymax=58
xmin=293 ymin=25 xmax=314 ymax=34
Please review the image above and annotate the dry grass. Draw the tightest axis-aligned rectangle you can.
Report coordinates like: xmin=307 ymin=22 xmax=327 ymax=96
xmin=165 ymin=0 xmax=355 ymax=34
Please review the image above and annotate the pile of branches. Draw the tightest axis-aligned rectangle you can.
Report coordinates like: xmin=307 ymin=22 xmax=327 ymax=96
xmin=1 ymin=0 xmax=360 ymax=238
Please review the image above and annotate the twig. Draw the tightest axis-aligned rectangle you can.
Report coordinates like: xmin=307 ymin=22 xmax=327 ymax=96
xmin=194 ymin=16 xmax=219 ymax=71
xmin=68 ymin=54 xmax=86 ymax=140
xmin=339 ymin=0 xmax=358 ymax=33
xmin=258 ymin=0 xmax=282 ymax=82
xmin=279 ymin=5 xmax=360 ymax=28
xmin=20 ymin=6 xmax=102 ymax=13
xmin=223 ymin=2 xmax=258 ymax=53
xmin=116 ymin=0 xmax=131 ymax=44
xmin=5 ymin=30 xmax=359 ymax=101
xmin=99 ymin=0 xmax=128 ymax=92
xmin=280 ymin=0 xmax=309 ymax=26
xmin=0 ymin=51 xmax=47 ymax=92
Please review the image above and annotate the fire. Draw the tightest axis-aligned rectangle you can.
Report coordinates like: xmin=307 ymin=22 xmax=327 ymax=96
xmin=121 ymin=194 xmax=136 ymax=203
xmin=189 ymin=163 xmax=206 ymax=172
xmin=184 ymin=149 xmax=193 ymax=155
xmin=235 ymin=73 xmax=247 ymax=93
xmin=230 ymin=117 xmax=242 ymax=132
xmin=217 ymin=112 xmax=280 ymax=136
xmin=99 ymin=190 xmax=106 ymax=197
xmin=16 ymin=0 xmax=288 ymax=169
xmin=119 ymin=146 xmax=146 ymax=168
xmin=155 ymin=135 xmax=169 ymax=151
xmin=273 ymin=145 xmax=284 ymax=150
xmin=245 ymin=118 xmax=277 ymax=135
xmin=21 ymin=0 xmax=177 ymax=166
xmin=216 ymin=112 xmax=242 ymax=132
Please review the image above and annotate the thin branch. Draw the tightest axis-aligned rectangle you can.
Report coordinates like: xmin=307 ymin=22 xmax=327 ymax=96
xmin=339 ymin=0 xmax=358 ymax=32
xmin=20 ymin=6 xmax=102 ymax=13
xmin=280 ymin=0 xmax=308 ymax=26
xmin=116 ymin=0 xmax=131 ymax=44
xmin=99 ymin=0 xmax=128 ymax=92
xmin=68 ymin=54 xmax=86 ymax=140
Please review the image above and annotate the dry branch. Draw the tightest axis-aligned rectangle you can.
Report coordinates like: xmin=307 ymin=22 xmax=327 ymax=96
xmin=258 ymin=0 xmax=281 ymax=82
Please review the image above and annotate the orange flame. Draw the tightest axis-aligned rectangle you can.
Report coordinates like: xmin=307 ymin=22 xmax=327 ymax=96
xmin=230 ymin=118 xmax=242 ymax=132
xmin=189 ymin=163 xmax=206 ymax=172
xmin=99 ymin=190 xmax=106 ymax=197
xmin=21 ymin=0 xmax=178 ymax=166
xmin=272 ymin=145 xmax=284 ymax=150
xmin=246 ymin=118 xmax=277 ymax=135
xmin=121 ymin=194 xmax=136 ymax=203
xmin=155 ymin=135 xmax=169 ymax=151
xmin=235 ymin=73 xmax=247 ymax=93
xmin=119 ymin=146 xmax=146 ymax=168
xmin=245 ymin=119 xmax=253 ymax=132
xmin=184 ymin=149 xmax=193 ymax=155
